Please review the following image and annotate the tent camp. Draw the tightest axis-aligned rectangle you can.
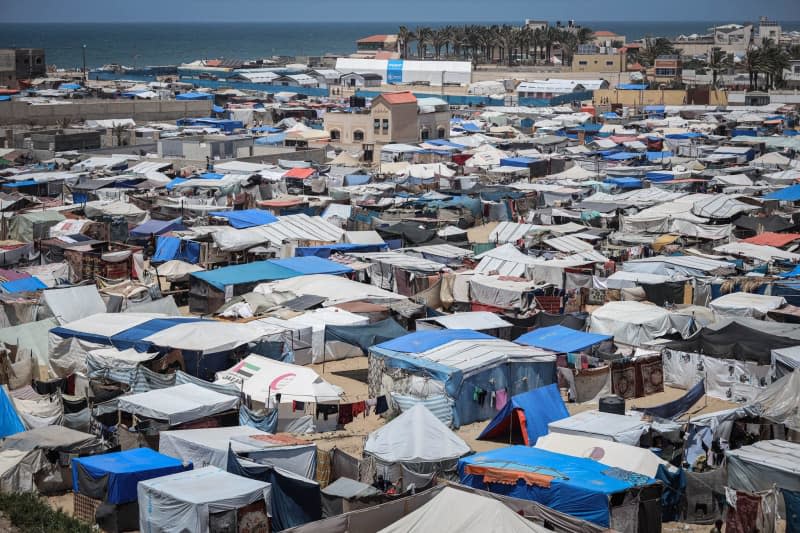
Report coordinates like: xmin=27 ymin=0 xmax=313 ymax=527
xmin=137 ymin=466 xmax=271 ymax=533
xmin=478 ymin=383 xmax=568 ymax=445
xmin=458 ymin=446 xmax=662 ymax=528
xmin=364 ymin=404 xmax=470 ymax=487
xmin=321 ymin=477 xmax=382 ymax=517
xmin=726 ymin=440 xmax=800 ymax=495
xmin=377 ymin=486 xmax=550 ymax=533
xmin=369 ymin=330 xmax=556 ymax=427
xmin=286 ymin=307 xmax=369 ymax=363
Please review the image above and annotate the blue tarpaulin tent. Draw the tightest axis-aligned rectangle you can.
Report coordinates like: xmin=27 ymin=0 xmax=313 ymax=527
xmin=130 ymin=217 xmax=185 ymax=237
xmin=458 ymin=446 xmax=657 ymax=526
xmin=604 ymin=152 xmax=641 ymax=161
xmin=176 ymin=92 xmax=213 ymax=100
xmin=191 ymin=260 xmax=301 ymax=291
xmin=109 ymin=317 xmax=206 ymax=351
xmin=617 ymin=83 xmax=648 ymax=90
xmin=153 ymin=236 xmax=202 ymax=264
xmin=605 ymin=176 xmax=642 ymax=189
xmin=375 ymin=329 xmax=492 ymax=354
xmin=371 ymin=330 xmax=556 ymax=427
xmin=765 ymin=184 xmax=800 ymax=202
xmin=267 ymin=256 xmax=353 ymax=276
xmin=644 ymin=105 xmax=665 ymax=113
xmin=0 ymin=387 xmax=24 ymax=438
xmin=477 ymin=383 xmax=568 ymax=445
xmin=294 ymin=243 xmax=387 ymax=258
xmin=645 ymin=171 xmax=675 ymax=182
xmin=72 ymin=448 xmax=191 ymax=504
xmin=457 ymin=123 xmax=481 ymax=133
xmin=325 ymin=318 xmax=408 ymax=352
xmin=209 ymin=209 xmax=278 ymax=229
xmin=212 ymin=105 xmax=225 ymax=113
xmin=0 ymin=276 xmax=46 ymax=293
xmin=515 ymin=326 xmax=611 ymax=353
xmin=499 ymin=156 xmax=537 ymax=168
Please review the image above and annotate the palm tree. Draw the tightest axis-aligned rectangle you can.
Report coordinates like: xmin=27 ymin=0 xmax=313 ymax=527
xmin=576 ymin=26 xmax=594 ymax=45
xmin=708 ymin=47 xmax=731 ymax=88
xmin=465 ymin=25 xmax=482 ymax=64
xmin=432 ymin=29 xmax=447 ymax=60
xmin=640 ymin=37 xmax=678 ymax=67
xmin=544 ymin=26 xmax=559 ymax=64
xmin=517 ymin=26 xmax=533 ymax=62
xmin=743 ymin=47 xmax=760 ymax=90
xmin=397 ymin=26 xmax=414 ymax=59
xmin=415 ymin=26 xmax=432 ymax=59
xmin=497 ymin=25 xmax=517 ymax=66
xmin=560 ymin=30 xmax=579 ymax=67
xmin=531 ymin=28 xmax=543 ymax=64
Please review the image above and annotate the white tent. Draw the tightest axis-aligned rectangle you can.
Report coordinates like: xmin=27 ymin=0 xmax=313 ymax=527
xmin=41 ymin=285 xmax=106 ymax=325
xmin=117 ymin=383 xmax=239 ymax=426
xmin=143 ymin=320 xmax=283 ymax=354
xmin=216 ymin=355 xmax=342 ymax=407
xmin=535 ymin=432 xmax=668 ymax=477
xmin=286 ymin=307 xmax=369 ymax=362
xmin=713 ymin=242 xmax=800 ymax=262
xmin=364 ymin=404 xmax=470 ymax=484
xmin=709 ymin=292 xmax=786 ymax=319
xmin=752 ymin=152 xmax=790 ymax=168
xmin=546 ymin=410 xmax=649 ymax=446
xmin=377 ymin=487 xmax=548 ymax=533
xmin=138 ymin=466 xmax=271 ymax=533
xmin=158 ymin=425 xmax=317 ymax=477
xmin=588 ymin=301 xmax=693 ymax=346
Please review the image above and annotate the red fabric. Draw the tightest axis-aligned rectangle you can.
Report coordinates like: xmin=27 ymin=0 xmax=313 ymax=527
xmin=725 ymin=491 xmax=761 ymax=533
xmin=351 ymin=401 xmax=367 ymax=418
xmin=337 ymin=403 xmax=354 ymax=425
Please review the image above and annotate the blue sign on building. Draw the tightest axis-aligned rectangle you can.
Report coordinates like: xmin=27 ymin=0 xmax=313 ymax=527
xmin=386 ymin=60 xmax=404 ymax=84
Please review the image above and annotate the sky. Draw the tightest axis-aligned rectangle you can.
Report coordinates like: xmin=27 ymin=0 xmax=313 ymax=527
xmin=3 ymin=0 xmax=799 ymax=23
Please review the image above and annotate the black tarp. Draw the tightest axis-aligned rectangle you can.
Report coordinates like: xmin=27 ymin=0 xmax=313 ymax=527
xmin=502 ymin=312 xmax=587 ymax=340
xmin=376 ymin=223 xmax=438 ymax=245
xmin=227 ymin=448 xmax=321 ymax=531
xmin=635 ymin=380 xmax=705 ymax=419
xmin=666 ymin=322 xmax=799 ymax=364
xmin=642 ymin=282 xmax=685 ymax=307
xmin=325 ymin=318 xmax=408 ymax=352
xmin=733 ymin=215 xmax=795 ymax=234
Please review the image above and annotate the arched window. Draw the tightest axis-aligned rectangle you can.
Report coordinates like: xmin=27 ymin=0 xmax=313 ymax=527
xmin=420 ymin=128 xmax=429 ymax=140
xmin=330 ymin=129 xmax=341 ymax=140
xmin=437 ymin=127 xmax=446 ymax=139
xmin=353 ymin=130 xmax=364 ymax=141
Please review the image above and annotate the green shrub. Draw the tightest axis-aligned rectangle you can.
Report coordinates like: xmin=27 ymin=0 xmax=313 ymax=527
xmin=0 ymin=492 xmax=94 ymax=533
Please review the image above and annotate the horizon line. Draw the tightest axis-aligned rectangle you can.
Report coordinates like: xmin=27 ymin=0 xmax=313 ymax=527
xmin=3 ymin=18 xmax=798 ymax=24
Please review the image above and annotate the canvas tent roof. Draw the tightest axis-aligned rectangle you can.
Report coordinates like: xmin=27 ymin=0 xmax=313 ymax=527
xmin=725 ymin=440 xmax=800 ymax=495
xmin=516 ymin=325 xmax=611 ymax=353
xmin=547 ymin=410 xmax=649 ymax=446
xmin=588 ymin=301 xmax=693 ymax=346
xmin=535 ymin=433 xmax=668 ymax=478
xmin=72 ymin=447 xmax=189 ymax=504
xmin=117 ymin=383 xmax=239 ymax=425
xmin=41 ymin=285 xmax=106 ymax=325
xmin=158 ymin=425 xmax=269 ymax=469
xmin=216 ymin=354 xmax=342 ymax=405
xmin=709 ymin=292 xmax=786 ymax=318
xmin=137 ymin=466 xmax=271 ymax=533
xmin=377 ymin=486 xmax=549 ymax=533
xmin=458 ymin=445 xmax=656 ymax=527
xmin=364 ymin=404 xmax=470 ymax=463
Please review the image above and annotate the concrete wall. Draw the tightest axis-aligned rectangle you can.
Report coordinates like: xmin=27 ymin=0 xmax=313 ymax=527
xmin=593 ymin=88 xmax=728 ymax=106
xmin=0 ymin=99 xmax=213 ymax=127
xmin=572 ymin=54 xmax=623 ymax=73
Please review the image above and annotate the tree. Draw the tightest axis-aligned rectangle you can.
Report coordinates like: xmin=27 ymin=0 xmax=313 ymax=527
xmin=497 ymin=25 xmax=518 ymax=66
xmin=397 ymin=26 xmax=414 ymax=59
xmin=640 ymin=37 xmax=678 ymax=66
xmin=415 ymin=26 xmax=432 ymax=59
xmin=743 ymin=46 xmax=761 ymax=90
xmin=708 ymin=46 xmax=731 ymax=88
xmin=576 ymin=26 xmax=594 ymax=45
xmin=432 ymin=28 xmax=447 ymax=60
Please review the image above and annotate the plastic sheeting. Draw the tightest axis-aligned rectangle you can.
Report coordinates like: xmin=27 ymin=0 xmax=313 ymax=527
xmin=138 ymin=466 xmax=271 ymax=533
xmin=710 ymin=292 xmax=787 ymax=318
xmin=548 ymin=411 xmax=648 ymax=446
xmin=159 ymin=426 xmax=269 ymax=469
xmin=726 ymin=440 xmax=800 ymax=495
xmin=516 ymin=326 xmax=611 ymax=353
xmin=41 ymin=285 xmax=106 ymax=325
xmin=0 ymin=386 xmax=24 ymax=438
xmin=478 ymin=383 xmax=568 ymax=445
xmin=459 ymin=445 xmax=656 ymax=527
xmin=227 ymin=451 xmax=320 ymax=531
xmin=72 ymin=448 xmax=190 ymax=504
xmin=117 ymin=383 xmax=239 ymax=425
xmin=536 ymin=433 xmax=668 ymax=478
xmin=588 ymin=301 xmax=693 ymax=346
xmin=365 ymin=404 xmax=470 ymax=464
xmin=377 ymin=486 xmax=549 ymax=533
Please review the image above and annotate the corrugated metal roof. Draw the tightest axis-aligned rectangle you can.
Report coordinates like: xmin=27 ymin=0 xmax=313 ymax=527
xmin=543 ymin=235 xmax=595 ymax=253
xmin=489 ymin=222 xmax=538 ymax=244
xmin=348 ymin=251 xmax=444 ymax=272
xmin=413 ymin=339 xmax=553 ymax=376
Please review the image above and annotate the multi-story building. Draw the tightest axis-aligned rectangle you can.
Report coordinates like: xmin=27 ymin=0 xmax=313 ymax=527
xmin=13 ymin=48 xmax=46 ymax=80
xmin=757 ymin=17 xmax=781 ymax=44
xmin=324 ymin=91 xmax=450 ymax=148
xmin=0 ymin=49 xmax=16 ymax=88
xmin=653 ymin=55 xmax=683 ymax=84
